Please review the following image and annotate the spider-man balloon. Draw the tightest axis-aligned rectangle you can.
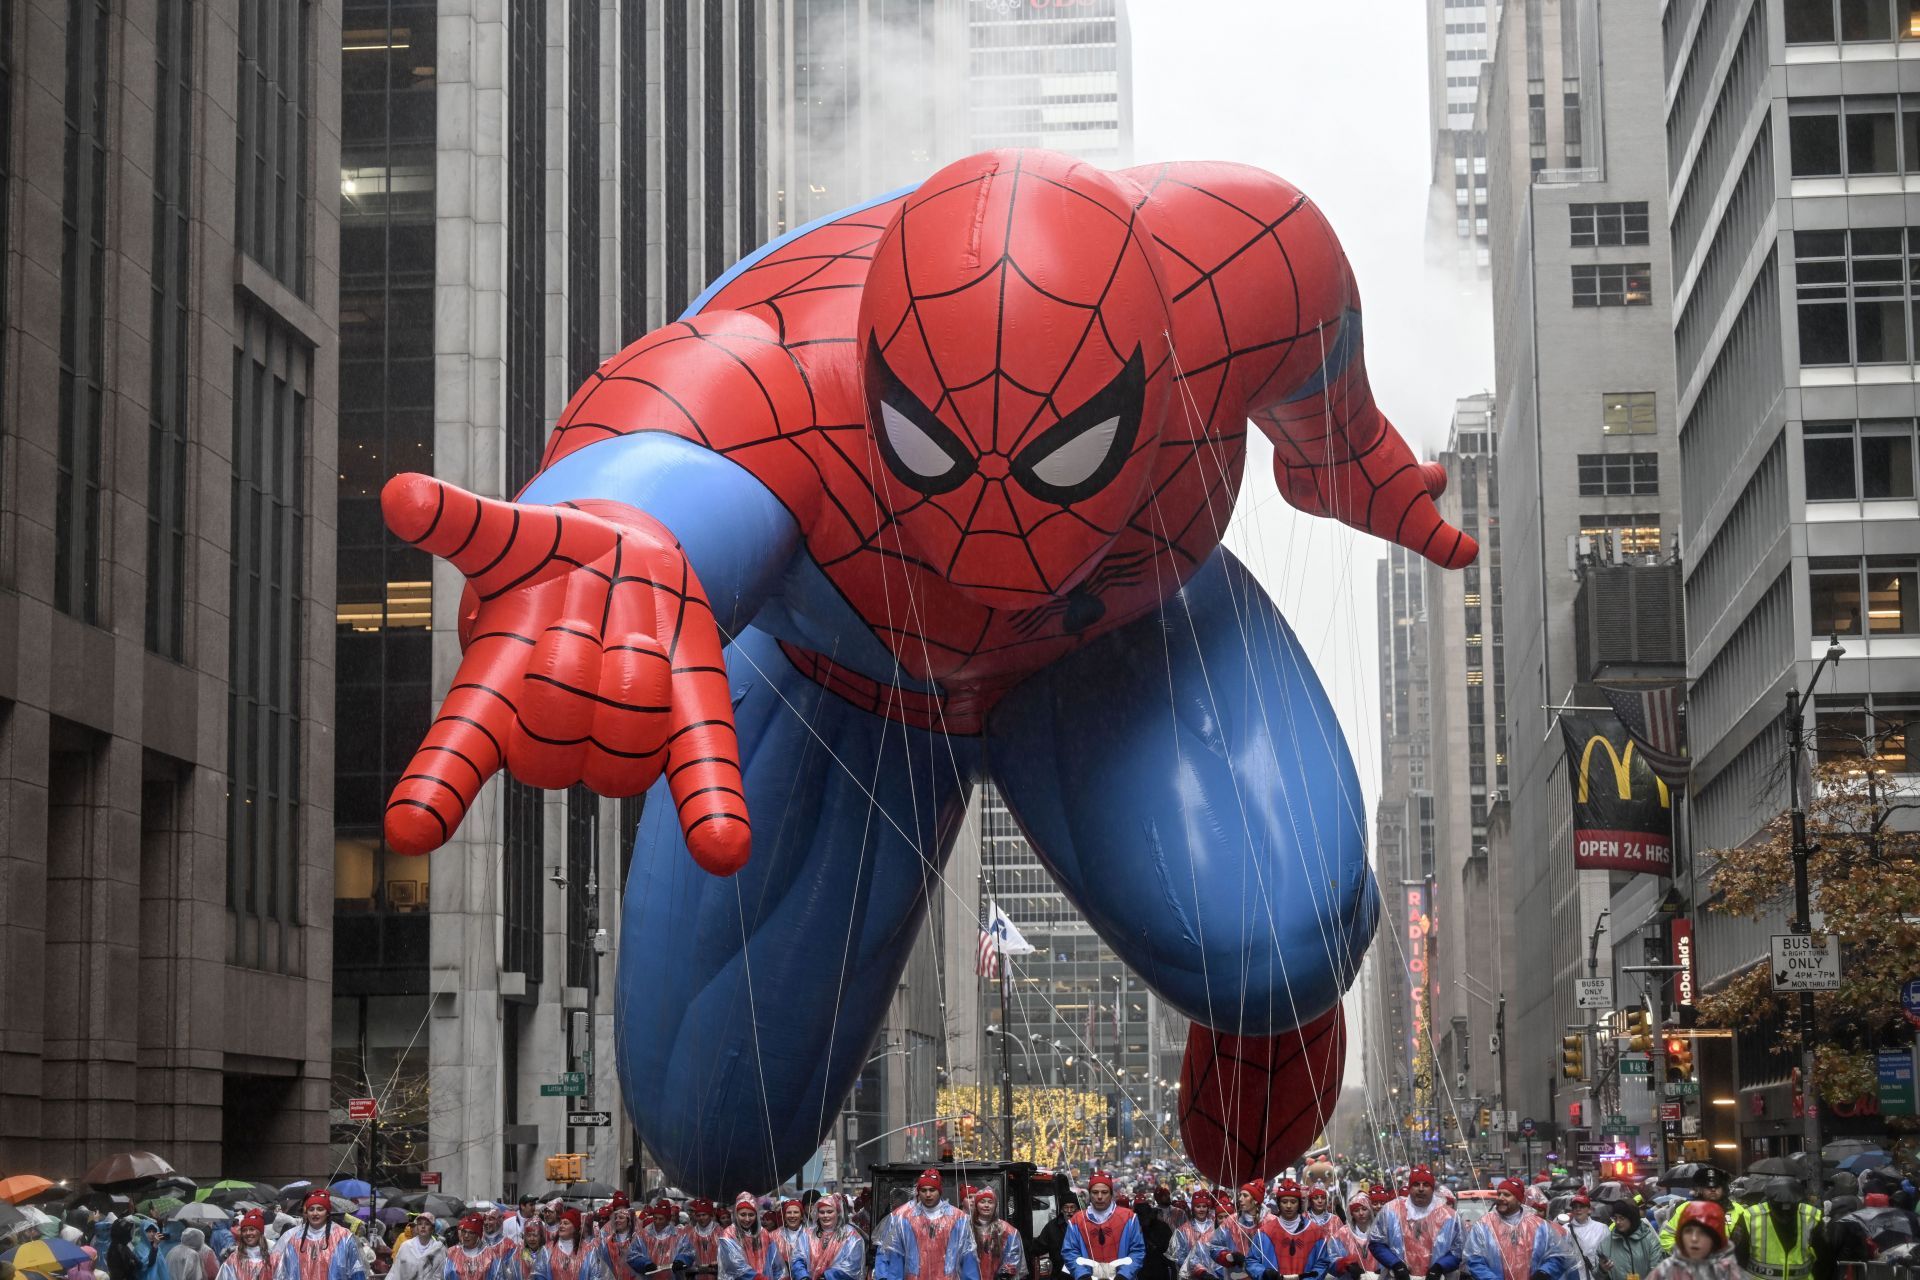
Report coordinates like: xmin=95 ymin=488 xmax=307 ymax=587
xmin=380 ymin=151 xmax=1475 ymax=1193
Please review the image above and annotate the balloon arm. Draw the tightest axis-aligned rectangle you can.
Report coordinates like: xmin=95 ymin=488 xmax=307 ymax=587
xmin=518 ymin=430 xmax=803 ymax=637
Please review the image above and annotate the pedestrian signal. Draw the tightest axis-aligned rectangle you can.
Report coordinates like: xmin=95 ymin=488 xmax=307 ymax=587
xmin=1602 ymin=1158 xmax=1636 ymax=1179
xmin=1561 ymin=1034 xmax=1585 ymax=1080
xmin=544 ymin=1153 xmax=585 ymax=1183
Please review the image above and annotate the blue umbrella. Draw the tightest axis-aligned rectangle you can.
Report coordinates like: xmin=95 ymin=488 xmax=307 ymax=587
xmin=4 ymin=1235 xmax=92 ymax=1273
xmin=328 ymin=1180 xmax=372 ymax=1200
xmin=1840 ymin=1151 xmax=1892 ymax=1172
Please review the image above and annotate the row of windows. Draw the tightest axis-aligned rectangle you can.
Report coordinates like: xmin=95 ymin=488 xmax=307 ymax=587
xmin=1572 ymin=262 xmax=1654 ymax=307
xmin=236 ymin=0 xmax=312 ymax=293
xmin=1576 ymin=452 xmax=1660 ymax=496
xmin=1815 ymin=692 xmax=1920 ymax=770
xmin=57 ymin=0 xmax=110 ymax=623
xmin=1794 ymin=228 xmax=1920 ymax=366
xmin=148 ymin=0 xmax=194 ymax=659
xmin=1580 ymin=513 xmax=1664 ymax=557
xmin=1783 ymin=0 xmax=1920 ymax=44
xmin=1811 ymin=555 xmax=1920 ymax=637
xmin=1443 ymin=22 xmax=1487 ymax=33
xmin=1570 ymin=201 xmax=1650 ymax=247
xmin=1789 ymin=98 xmax=1920 ymax=179
xmin=1805 ymin=419 xmax=1917 ymax=501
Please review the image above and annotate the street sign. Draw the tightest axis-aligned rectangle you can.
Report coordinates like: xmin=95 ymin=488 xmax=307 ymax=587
xmin=540 ymin=1072 xmax=587 ymax=1098
xmin=1902 ymin=978 xmax=1920 ymax=1030
xmin=347 ymin=1097 xmax=377 ymax=1122
xmin=1603 ymin=1121 xmax=1641 ymax=1136
xmin=1520 ymin=1116 xmax=1537 ymax=1137
xmin=1660 ymin=1103 xmax=1681 ymax=1121
xmin=1878 ymin=1048 xmax=1917 ymax=1117
xmin=1576 ymin=977 xmax=1614 ymax=1010
xmin=569 ymin=1110 xmax=614 ymax=1127
xmin=421 ymin=1173 xmax=441 ymax=1189
xmin=1664 ymin=1080 xmax=1701 ymax=1098
xmin=1576 ymin=1142 xmax=1614 ymax=1155
xmin=1770 ymin=934 xmax=1842 ymax=991
xmin=1620 ymin=1055 xmax=1652 ymax=1077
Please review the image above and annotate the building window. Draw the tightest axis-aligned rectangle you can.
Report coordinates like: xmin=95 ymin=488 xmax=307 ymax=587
xmin=1784 ymin=0 xmax=1920 ymax=43
xmin=1795 ymin=228 xmax=1920 ymax=365
xmin=57 ymin=0 xmax=111 ymax=623
xmin=148 ymin=0 xmax=194 ymax=658
xmin=1814 ymin=691 xmax=1920 ymax=769
xmin=1804 ymin=419 xmax=1918 ymax=501
xmin=1576 ymin=452 xmax=1660 ymax=496
xmin=1602 ymin=391 xmax=1656 ymax=435
xmin=1787 ymin=97 xmax=1920 ymax=177
xmin=569 ymin=0 xmax=599 ymax=390
xmin=506 ymin=0 xmax=545 ymax=489
xmin=227 ymin=309 xmax=309 ymax=973
xmin=502 ymin=780 xmax=544 ymax=985
xmin=1811 ymin=555 xmax=1920 ymax=636
xmin=1578 ymin=513 xmax=1662 ymax=557
xmin=1569 ymin=202 xmax=1649 ymax=247
xmin=1571 ymin=262 xmax=1653 ymax=307
xmin=618 ymin=1 xmax=646 ymax=342
xmin=236 ymin=0 xmax=312 ymax=294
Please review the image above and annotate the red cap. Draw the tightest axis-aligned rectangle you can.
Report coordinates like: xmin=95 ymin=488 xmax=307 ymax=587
xmin=610 ymin=1194 xmax=630 ymax=1210
xmin=304 ymin=1192 xmax=334 ymax=1213
xmin=691 ymin=1200 xmax=715 ymax=1217
xmin=238 ymin=1211 xmax=266 ymax=1233
xmin=1239 ymin=1180 xmax=1265 ymax=1203
xmin=1867 ymin=1193 xmax=1892 ymax=1208
xmin=559 ymin=1209 xmax=583 ymax=1235
xmin=1571 ymin=1193 xmax=1591 ymax=1207
xmin=1407 ymin=1168 xmax=1435 ymax=1188
xmin=1274 ymin=1181 xmax=1302 ymax=1202
xmin=1370 ymin=1185 xmax=1388 ymax=1200
xmin=1496 ymin=1178 xmax=1526 ymax=1201
xmin=1089 ymin=1172 xmax=1115 ymax=1191
xmin=1347 ymin=1192 xmax=1372 ymax=1209
xmin=973 ymin=1187 xmax=997 ymax=1205
xmin=1674 ymin=1201 xmax=1726 ymax=1249
xmin=734 ymin=1193 xmax=757 ymax=1211
xmin=917 ymin=1170 xmax=943 ymax=1191
xmin=1307 ymin=1186 xmax=1328 ymax=1203
xmin=1154 ymin=1188 xmax=1172 ymax=1204
xmin=961 ymin=1186 xmax=977 ymax=1202
xmin=459 ymin=1215 xmax=485 ymax=1235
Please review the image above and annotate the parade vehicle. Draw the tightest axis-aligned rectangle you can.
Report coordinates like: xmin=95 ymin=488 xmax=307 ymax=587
xmin=1451 ymin=1190 xmax=1499 ymax=1228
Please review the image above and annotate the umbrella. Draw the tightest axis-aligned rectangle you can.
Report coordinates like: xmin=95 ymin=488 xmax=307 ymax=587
xmin=196 ymin=1182 xmax=279 ymax=1207
xmin=376 ymin=1188 xmax=406 ymax=1203
xmin=330 ymin=1197 xmax=357 ymax=1216
xmin=405 ymin=1195 xmax=464 ymax=1219
xmin=1747 ymin=1156 xmax=1807 ymax=1178
xmin=151 ymin=1177 xmax=197 ymax=1199
xmin=82 ymin=1153 xmax=175 ymax=1190
xmin=279 ymin=1182 xmax=313 ymax=1198
xmin=1656 ymin=1163 xmax=1710 ymax=1188
xmin=0 ymin=1203 xmax=28 ymax=1237
xmin=375 ymin=1208 xmax=409 ymax=1226
xmin=328 ymin=1180 xmax=372 ymax=1200
xmin=1825 ymin=1139 xmax=1884 ymax=1161
xmin=1840 ymin=1151 xmax=1892 ymax=1173
xmin=137 ymin=1197 xmax=185 ymax=1219
xmin=0 ymin=1178 xmax=55 ymax=1206
xmin=3 ymin=1237 xmax=91 ymax=1274
xmin=541 ymin=1181 xmax=617 ymax=1201
xmin=1842 ymin=1206 xmax=1919 ymax=1250
xmin=169 ymin=1203 xmax=231 ymax=1226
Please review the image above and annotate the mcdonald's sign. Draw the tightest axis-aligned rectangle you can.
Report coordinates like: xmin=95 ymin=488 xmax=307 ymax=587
xmin=1560 ymin=714 xmax=1673 ymax=874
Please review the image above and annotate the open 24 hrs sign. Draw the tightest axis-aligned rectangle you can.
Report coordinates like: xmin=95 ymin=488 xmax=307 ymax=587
xmin=1770 ymin=934 xmax=1842 ymax=992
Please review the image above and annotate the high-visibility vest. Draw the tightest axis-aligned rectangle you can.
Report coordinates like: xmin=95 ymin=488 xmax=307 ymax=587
xmin=1741 ymin=1204 xmax=1819 ymax=1280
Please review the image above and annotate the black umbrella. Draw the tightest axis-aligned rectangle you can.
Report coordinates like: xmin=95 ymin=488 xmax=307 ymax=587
xmin=0 ymin=1204 xmax=29 ymax=1241
xmin=641 ymin=1187 xmax=687 ymax=1203
xmin=1747 ymin=1156 xmax=1807 ymax=1178
xmin=1590 ymin=1181 xmax=1636 ymax=1204
xmin=151 ymin=1176 xmax=198 ymax=1199
xmin=82 ymin=1152 xmax=176 ymax=1191
xmin=1842 ymin=1206 xmax=1919 ymax=1250
xmin=1657 ymin=1163 xmax=1710 ymax=1188
xmin=391 ymin=1194 xmax=465 ymax=1219
xmin=1825 ymin=1139 xmax=1884 ymax=1162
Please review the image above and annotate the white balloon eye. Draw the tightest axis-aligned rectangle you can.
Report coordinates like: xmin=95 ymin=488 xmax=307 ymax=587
xmin=1024 ymin=415 xmax=1122 ymax=489
xmin=881 ymin=400 xmax=963 ymax=482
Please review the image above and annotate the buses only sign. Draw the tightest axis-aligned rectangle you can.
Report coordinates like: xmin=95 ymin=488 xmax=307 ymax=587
xmin=1771 ymin=934 xmax=1842 ymax=992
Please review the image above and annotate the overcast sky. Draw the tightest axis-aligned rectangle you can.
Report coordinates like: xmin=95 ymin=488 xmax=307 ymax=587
xmin=1126 ymin=0 xmax=1496 ymax=1090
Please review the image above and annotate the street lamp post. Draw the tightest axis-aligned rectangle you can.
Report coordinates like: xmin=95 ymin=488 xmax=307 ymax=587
xmin=1785 ymin=636 xmax=1846 ymax=1201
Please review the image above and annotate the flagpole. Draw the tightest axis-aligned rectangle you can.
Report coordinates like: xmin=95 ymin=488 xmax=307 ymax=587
xmin=986 ymin=872 xmax=1016 ymax=1161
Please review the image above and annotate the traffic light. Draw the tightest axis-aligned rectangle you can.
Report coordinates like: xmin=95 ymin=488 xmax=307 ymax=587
xmin=1561 ymin=1034 xmax=1585 ymax=1079
xmin=543 ymin=1154 xmax=584 ymax=1183
xmin=1603 ymin=1158 xmax=1637 ymax=1179
xmin=1666 ymin=1034 xmax=1694 ymax=1080
xmin=1625 ymin=1009 xmax=1653 ymax=1053
xmin=1479 ymin=1107 xmax=1493 ymax=1132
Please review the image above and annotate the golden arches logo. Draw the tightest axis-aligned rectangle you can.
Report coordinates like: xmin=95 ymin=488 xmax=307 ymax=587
xmin=1575 ymin=735 xmax=1671 ymax=808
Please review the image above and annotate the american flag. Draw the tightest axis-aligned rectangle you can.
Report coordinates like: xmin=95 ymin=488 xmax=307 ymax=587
xmin=976 ymin=900 xmax=1032 ymax=977
xmin=1597 ymin=681 xmax=1690 ymax=788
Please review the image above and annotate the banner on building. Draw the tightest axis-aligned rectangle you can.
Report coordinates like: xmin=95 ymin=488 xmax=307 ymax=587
xmin=1560 ymin=714 xmax=1673 ymax=874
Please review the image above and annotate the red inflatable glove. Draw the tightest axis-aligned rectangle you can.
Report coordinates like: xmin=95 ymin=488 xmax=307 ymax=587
xmin=379 ymin=473 xmax=749 ymax=875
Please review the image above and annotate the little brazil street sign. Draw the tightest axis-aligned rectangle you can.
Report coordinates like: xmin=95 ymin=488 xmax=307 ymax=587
xmin=1770 ymin=934 xmax=1842 ymax=992
xmin=540 ymin=1072 xmax=586 ymax=1097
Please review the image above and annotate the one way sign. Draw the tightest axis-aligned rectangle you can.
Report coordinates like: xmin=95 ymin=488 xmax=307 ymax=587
xmin=1771 ymin=934 xmax=1842 ymax=992
xmin=569 ymin=1110 xmax=614 ymax=1127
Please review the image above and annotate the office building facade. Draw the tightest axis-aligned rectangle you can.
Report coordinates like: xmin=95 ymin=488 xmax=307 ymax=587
xmin=332 ymin=0 xmax=773 ymax=1194
xmin=1665 ymin=0 xmax=1920 ymax=1152
xmin=1427 ymin=0 xmax=1499 ymax=271
xmin=967 ymin=0 xmax=1132 ymax=165
xmin=0 ymin=0 xmax=341 ymax=1174
xmin=1485 ymin=0 xmax=1686 ymax=1131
